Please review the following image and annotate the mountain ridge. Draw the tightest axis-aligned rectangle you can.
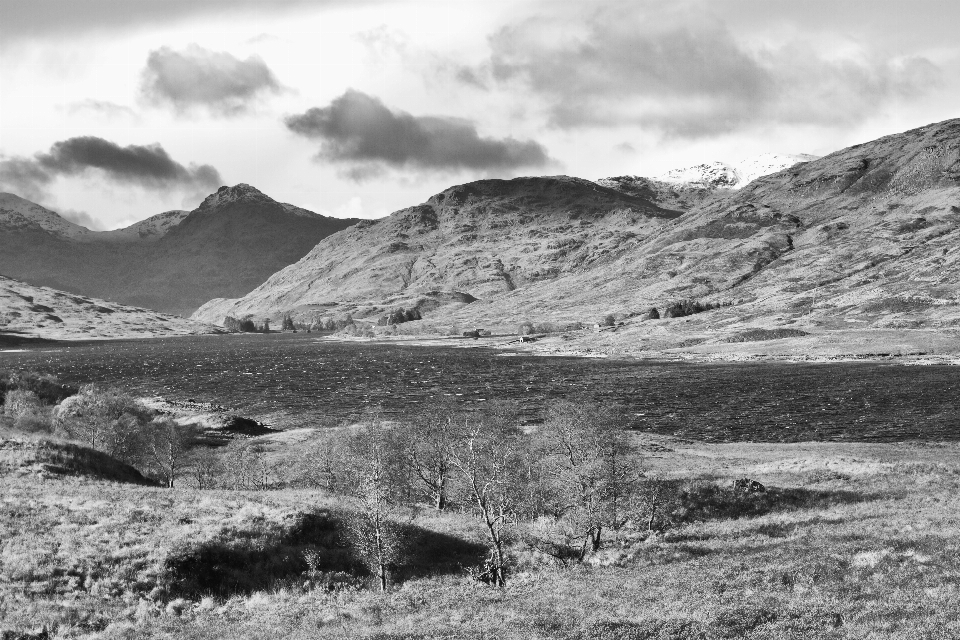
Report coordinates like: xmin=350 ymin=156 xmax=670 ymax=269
xmin=192 ymin=118 xmax=960 ymax=354
xmin=0 ymin=184 xmax=361 ymax=316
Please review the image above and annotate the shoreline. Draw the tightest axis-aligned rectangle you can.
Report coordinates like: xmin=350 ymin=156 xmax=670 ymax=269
xmin=4 ymin=326 xmax=960 ymax=366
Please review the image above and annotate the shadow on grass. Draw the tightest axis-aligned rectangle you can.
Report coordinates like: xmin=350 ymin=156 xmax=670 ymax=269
xmin=675 ymin=484 xmax=873 ymax=525
xmin=162 ymin=508 xmax=486 ymax=598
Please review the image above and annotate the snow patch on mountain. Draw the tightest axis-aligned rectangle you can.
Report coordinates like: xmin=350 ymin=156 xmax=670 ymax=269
xmin=655 ymin=153 xmax=819 ymax=189
xmin=98 ymin=210 xmax=190 ymax=242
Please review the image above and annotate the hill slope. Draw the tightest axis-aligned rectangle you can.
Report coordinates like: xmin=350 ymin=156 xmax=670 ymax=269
xmin=0 ymin=185 xmax=360 ymax=316
xmin=0 ymin=275 xmax=216 ymax=340
xmin=193 ymin=176 xmax=681 ymax=322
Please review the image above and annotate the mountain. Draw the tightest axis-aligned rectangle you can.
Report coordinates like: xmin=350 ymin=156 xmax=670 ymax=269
xmin=192 ymin=118 xmax=960 ymax=351
xmin=97 ymin=210 xmax=190 ymax=242
xmin=0 ymin=193 xmax=93 ymax=240
xmin=193 ymin=176 xmax=681 ymax=323
xmin=0 ymin=275 xmax=215 ymax=341
xmin=0 ymin=184 xmax=361 ymax=316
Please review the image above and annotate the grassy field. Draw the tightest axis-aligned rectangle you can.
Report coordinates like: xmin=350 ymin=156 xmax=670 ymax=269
xmin=3 ymin=433 xmax=960 ymax=639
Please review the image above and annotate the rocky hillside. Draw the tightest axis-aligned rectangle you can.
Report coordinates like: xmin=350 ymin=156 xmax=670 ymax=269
xmin=0 ymin=185 xmax=360 ymax=316
xmin=193 ymin=176 xmax=681 ymax=323
xmin=0 ymin=275 xmax=216 ymax=341
xmin=193 ymin=119 xmax=960 ymax=347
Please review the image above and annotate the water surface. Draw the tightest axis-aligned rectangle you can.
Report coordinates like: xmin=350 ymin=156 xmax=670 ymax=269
xmin=3 ymin=333 xmax=959 ymax=442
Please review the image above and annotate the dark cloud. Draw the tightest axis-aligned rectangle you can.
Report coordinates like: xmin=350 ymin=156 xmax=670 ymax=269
xmin=59 ymin=209 xmax=106 ymax=231
xmin=141 ymin=45 xmax=281 ymax=115
xmin=284 ymin=89 xmax=552 ymax=179
xmin=0 ymin=136 xmax=222 ymax=201
xmin=472 ymin=3 xmax=943 ymax=137
xmin=0 ymin=1 xmax=372 ymax=42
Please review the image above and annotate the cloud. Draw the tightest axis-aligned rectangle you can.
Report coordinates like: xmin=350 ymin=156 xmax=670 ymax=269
xmin=0 ymin=0 xmax=369 ymax=42
xmin=59 ymin=208 xmax=106 ymax=231
xmin=0 ymin=136 xmax=222 ymax=201
xmin=284 ymin=89 xmax=552 ymax=180
xmin=141 ymin=44 xmax=281 ymax=115
xmin=472 ymin=2 xmax=944 ymax=137
xmin=64 ymin=99 xmax=140 ymax=122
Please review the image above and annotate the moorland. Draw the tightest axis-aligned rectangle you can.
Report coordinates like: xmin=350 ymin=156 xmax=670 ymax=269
xmin=3 ymin=345 xmax=960 ymax=639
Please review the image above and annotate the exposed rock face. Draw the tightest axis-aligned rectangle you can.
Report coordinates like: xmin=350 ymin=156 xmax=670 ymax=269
xmin=194 ymin=118 xmax=960 ymax=336
xmin=0 ymin=275 xmax=216 ymax=340
xmin=0 ymin=184 xmax=360 ymax=316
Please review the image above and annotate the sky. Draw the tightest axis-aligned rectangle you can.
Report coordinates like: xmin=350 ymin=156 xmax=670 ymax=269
xmin=1 ymin=0 xmax=958 ymax=230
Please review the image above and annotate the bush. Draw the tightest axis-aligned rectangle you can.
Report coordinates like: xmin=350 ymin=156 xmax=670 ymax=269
xmin=0 ymin=370 xmax=78 ymax=406
xmin=601 ymin=314 xmax=616 ymax=327
xmin=644 ymin=307 xmax=660 ymax=320
xmin=663 ymin=300 xmax=723 ymax=319
xmin=517 ymin=322 xmax=535 ymax=335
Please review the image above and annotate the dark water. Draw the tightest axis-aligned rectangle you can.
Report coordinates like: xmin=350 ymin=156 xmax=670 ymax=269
xmin=3 ymin=333 xmax=960 ymax=442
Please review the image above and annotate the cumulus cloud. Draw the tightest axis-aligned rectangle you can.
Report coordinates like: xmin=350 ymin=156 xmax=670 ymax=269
xmin=472 ymin=3 xmax=943 ymax=137
xmin=284 ymin=89 xmax=552 ymax=180
xmin=141 ymin=44 xmax=281 ymax=115
xmin=0 ymin=136 xmax=222 ymax=201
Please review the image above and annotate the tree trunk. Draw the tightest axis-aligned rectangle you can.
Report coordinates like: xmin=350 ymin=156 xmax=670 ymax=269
xmin=590 ymin=526 xmax=602 ymax=552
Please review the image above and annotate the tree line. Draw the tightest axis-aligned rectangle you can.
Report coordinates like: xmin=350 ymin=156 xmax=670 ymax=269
xmin=296 ymin=400 xmax=690 ymax=590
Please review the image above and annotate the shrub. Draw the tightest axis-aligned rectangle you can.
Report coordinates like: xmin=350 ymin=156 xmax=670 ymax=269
xmin=644 ymin=307 xmax=660 ymax=320
xmin=0 ymin=370 xmax=78 ymax=406
xmin=601 ymin=314 xmax=616 ymax=327
xmin=663 ymin=299 xmax=723 ymax=319
xmin=722 ymin=328 xmax=809 ymax=343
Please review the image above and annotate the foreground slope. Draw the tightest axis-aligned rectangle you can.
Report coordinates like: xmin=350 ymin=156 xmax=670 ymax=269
xmin=3 ymin=432 xmax=960 ymax=638
xmin=0 ymin=185 xmax=360 ymax=316
xmin=0 ymin=275 xmax=216 ymax=340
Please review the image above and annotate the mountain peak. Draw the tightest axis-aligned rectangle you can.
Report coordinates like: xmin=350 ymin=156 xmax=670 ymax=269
xmin=197 ymin=183 xmax=274 ymax=211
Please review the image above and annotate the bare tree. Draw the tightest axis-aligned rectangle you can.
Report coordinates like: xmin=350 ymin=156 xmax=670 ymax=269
xmin=448 ymin=403 xmax=527 ymax=587
xmin=540 ymin=400 xmax=638 ymax=555
xmin=185 ymin=446 xmax=222 ymax=489
xmin=635 ymin=477 xmax=685 ymax=532
xmin=342 ymin=416 xmax=410 ymax=591
xmin=146 ymin=419 xmax=196 ymax=488
xmin=405 ymin=400 xmax=461 ymax=510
